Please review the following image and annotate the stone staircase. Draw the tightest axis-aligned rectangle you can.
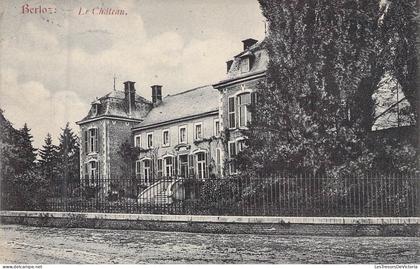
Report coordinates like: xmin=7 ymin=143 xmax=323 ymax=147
xmin=137 ymin=179 xmax=174 ymax=205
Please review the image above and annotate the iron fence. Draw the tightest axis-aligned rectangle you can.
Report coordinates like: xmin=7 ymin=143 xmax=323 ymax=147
xmin=1 ymin=173 xmax=419 ymax=217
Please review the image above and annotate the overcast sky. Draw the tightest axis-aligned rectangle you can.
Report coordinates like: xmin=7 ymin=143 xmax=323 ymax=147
xmin=0 ymin=0 xmax=265 ymax=148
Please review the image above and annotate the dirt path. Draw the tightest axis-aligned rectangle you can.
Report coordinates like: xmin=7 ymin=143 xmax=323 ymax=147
xmin=0 ymin=224 xmax=418 ymax=264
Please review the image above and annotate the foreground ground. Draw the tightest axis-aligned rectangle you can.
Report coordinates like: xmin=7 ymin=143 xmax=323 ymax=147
xmin=0 ymin=224 xmax=418 ymax=264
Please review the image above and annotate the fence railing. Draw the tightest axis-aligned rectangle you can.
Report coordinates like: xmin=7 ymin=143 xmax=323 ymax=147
xmin=1 ymin=173 xmax=419 ymax=217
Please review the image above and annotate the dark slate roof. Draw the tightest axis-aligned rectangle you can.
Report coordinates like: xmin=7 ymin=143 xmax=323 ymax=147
xmin=214 ymin=40 xmax=268 ymax=86
xmin=134 ymin=85 xmax=219 ymax=128
xmin=79 ymin=90 xmax=153 ymax=122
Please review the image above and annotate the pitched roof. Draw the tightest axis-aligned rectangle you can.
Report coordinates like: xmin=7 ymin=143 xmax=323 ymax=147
xmin=78 ymin=90 xmax=153 ymax=123
xmin=214 ymin=40 xmax=268 ymax=87
xmin=134 ymin=85 xmax=219 ymax=129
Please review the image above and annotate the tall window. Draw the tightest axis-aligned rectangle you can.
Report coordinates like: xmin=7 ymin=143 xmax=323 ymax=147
xmin=196 ymin=152 xmax=206 ymax=179
xmin=89 ymin=161 xmax=98 ymax=180
xmin=135 ymin=161 xmax=141 ymax=178
xmin=194 ymin=123 xmax=202 ymax=140
xmin=179 ymin=126 xmax=187 ymax=143
xmin=238 ymin=93 xmax=251 ymax=127
xmin=179 ymin=154 xmax=188 ymax=178
xmin=214 ymin=119 xmax=220 ymax=137
xmin=134 ymin=135 xmax=141 ymax=148
xmin=143 ymin=159 xmax=151 ymax=184
xmin=164 ymin=157 xmax=173 ymax=177
xmin=162 ymin=130 xmax=170 ymax=146
xmin=228 ymin=97 xmax=236 ymax=129
xmin=87 ymin=128 xmax=98 ymax=153
xmin=147 ymin=133 xmax=153 ymax=148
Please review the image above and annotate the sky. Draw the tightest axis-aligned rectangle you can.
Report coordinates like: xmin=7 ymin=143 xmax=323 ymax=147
xmin=0 ymin=0 xmax=265 ymax=148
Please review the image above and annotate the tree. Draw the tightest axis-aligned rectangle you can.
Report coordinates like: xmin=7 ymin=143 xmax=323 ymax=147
xmin=239 ymin=0 xmax=417 ymax=176
xmin=56 ymin=123 xmax=80 ymax=184
xmin=38 ymin=133 xmax=59 ymax=182
xmin=0 ymin=110 xmax=46 ymax=210
xmin=14 ymin=123 xmax=37 ymax=175
xmin=0 ymin=108 xmax=21 ymax=181
xmin=118 ymin=139 xmax=141 ymax=179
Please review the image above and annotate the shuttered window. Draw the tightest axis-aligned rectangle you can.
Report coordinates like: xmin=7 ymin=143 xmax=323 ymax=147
xmin=88 ymin=128 xmax=98 ymax=153
xmin=196 ymin=152 xmax=206 ymax=179
xmin=164 ymin=157 xmax=173 ymax=177
xmin=238 ymin=93 xmax=251 ymax=127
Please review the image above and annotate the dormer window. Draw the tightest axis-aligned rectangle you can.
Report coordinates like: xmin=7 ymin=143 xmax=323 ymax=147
xmin=91 ymin=100 xmax=100 ymax=116
xmin=240 ymin=57 xmax=250 ymax=73
xmin=93 ymin=104 xmax=98 ymax=115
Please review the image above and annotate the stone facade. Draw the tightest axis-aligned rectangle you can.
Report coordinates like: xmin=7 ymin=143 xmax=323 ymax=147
xmin=131 ymin=85 xmax=223 ymax=184
xmin=76 ymin=81 xmax=153 ymax=181
xmin=213 ymin=39 xmax=268 ymax=175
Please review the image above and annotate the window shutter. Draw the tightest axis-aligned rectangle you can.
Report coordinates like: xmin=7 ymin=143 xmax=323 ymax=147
xmin=140 ymin=161 xmax=144 ymax=180
xmin=84 ymin=163 xmax=88 ymax=180
xmin=157 ymin=159 xmax=162 ymax=178
xmin=251 ymin=92 xmax=257 ymax=107
xmin=95 ymin=129 xmax=99 ymax=153
xmin=151 ymin=159 xmax=155 ymax=182
xmin=173 ymin=156 xmax=178 ymax=177
xmin=205 ymin=152 xmax=210 ymax=178
xmin=188 ymin=155 xmax=195 ymax=178
xmin=97 ymin=161 xmax=100 ymax=179
xmin=84 ymin=131 xmax=88 ymax=153
xmin=228 ymin=97 xmax=236 ymax=129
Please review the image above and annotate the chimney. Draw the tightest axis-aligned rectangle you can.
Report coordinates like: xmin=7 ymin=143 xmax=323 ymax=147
xmin=226 ymin=60 xmax=233 ymax=73
xmin=242 ymin=38 xmax=258 ymax=51
xmin=123 ymin=81 xmax=136 ymax=116
xmin=151 ymin=85 xmax=162 ymax=105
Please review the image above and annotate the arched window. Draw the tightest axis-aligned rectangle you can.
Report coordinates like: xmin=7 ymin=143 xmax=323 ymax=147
xmin=85 ymin=160 xmax=98 ymax=183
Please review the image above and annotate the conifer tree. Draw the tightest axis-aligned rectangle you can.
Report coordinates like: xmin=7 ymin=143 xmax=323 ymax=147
xmin=14 ymin=123 xmax=37 ymax=175
xmin=57 ymin=123 xmax=80 ymax=184
xmin=38 ymin=133 xmax=59 ymax=182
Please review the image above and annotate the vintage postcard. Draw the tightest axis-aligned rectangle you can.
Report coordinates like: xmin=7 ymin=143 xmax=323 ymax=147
xmin=0 ymin=0 xmax=418 ymax=266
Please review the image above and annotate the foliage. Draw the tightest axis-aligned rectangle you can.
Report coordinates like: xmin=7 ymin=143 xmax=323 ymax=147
xmin=239 ymin=0 xmax=417 ymax=177
xmin=2 ymin=169 xmax=50 ymax=210
xmin=118 ymin=139 xmax=141 ymax=178
xmin=0 ymin=109 xmax=21 ymax=181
